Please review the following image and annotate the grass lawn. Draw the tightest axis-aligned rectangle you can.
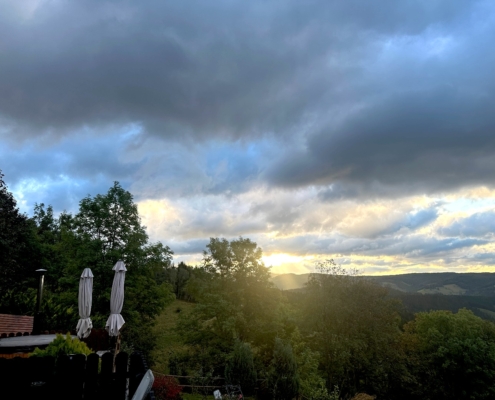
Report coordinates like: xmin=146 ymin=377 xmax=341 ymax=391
xmin=152 ymin=298 xmax=195 ymax=373
xmin=152 ymin=300 xmax=254 ymax=400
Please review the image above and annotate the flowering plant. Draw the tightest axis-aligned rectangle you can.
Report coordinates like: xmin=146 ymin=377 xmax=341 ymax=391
xmin=153 ymin=375 xmax=183 ymax=400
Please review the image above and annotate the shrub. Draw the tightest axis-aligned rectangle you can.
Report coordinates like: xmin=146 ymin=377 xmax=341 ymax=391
xmin=267 ymin=338 xmax=299 ymax=400
xmin=225 ymin=340 xmax=257 ymax=395
xmin=30 ymin=332 xmax=92 ymax=358
xmin=306 ymin=383 xmax=340 ymax=400
xmin=153 ymin=375 xmax=183 ymax=400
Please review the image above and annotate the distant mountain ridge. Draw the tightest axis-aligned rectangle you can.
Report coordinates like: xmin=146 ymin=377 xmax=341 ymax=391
xmin=271 ymin=272 xmax=495 ymax=322
xmin=271 ymin=272 xmax=495 ymax=297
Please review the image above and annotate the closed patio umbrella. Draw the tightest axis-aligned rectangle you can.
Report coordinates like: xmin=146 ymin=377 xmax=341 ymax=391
xmin=76 ymin=268 xmax=94 ymax=339
xmin=105 ymin=260 xmax=127 ymax=337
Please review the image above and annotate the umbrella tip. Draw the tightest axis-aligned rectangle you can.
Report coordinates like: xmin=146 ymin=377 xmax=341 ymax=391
xmin=81 ymin=268 xmax=94 ymax=278
xmin=113 ymin=260 xmax=127 ymax=271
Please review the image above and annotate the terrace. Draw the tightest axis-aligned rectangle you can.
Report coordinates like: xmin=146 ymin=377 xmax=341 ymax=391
xmin=0 ymin=266 xmax=156 ymax=399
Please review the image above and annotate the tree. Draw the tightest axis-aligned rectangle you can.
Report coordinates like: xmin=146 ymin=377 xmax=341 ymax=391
xmin=203 ymin=237 xmax=270 ymax=283
xmin=267 ymin=338 xmax=299 ymax=400
xmin=225 ymin=340 xmax=257 ymax=395
xmin=159 ymin=261 xmax=192 ymax=300
xmin=290 ymin=329 xmax=329 ymax=400
xmin=177 ymin=237 xmax=287 ymax=375
xmin=402 ymin=309 xmax=495 ymax=400
xmin=69 ymin=182 xmax=174 ymax=358
xmin=174 ymin=262 xmax=192 ymax=299
xmin=21 ymin=182 xmax=175 ymax=360
xmin=0 ymin=170 xmax=40 ymax=313
xmin=202 ymin=237 xmax=281 ymax=347
xmin=302 ymin=260 xmax=405 ymax=399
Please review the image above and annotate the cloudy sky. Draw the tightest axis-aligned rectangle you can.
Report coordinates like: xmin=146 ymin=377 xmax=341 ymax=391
xmin=3 ymin=0 xmax=495 ymax=275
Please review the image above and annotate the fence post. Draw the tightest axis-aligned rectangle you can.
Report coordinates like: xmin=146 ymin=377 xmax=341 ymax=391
xmin=115 ymin=351 xmax=128 ymax=399
xmin=100 ymin=352 xmax=114 ymax=399
xmin=85 ymin=353 xmax=99 ymax=399
xmin=129 ymin=352 xmax=145 ymax=398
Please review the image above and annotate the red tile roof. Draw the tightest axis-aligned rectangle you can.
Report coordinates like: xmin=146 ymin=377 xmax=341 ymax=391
xmin=0 ymin=314 xmax=33 ymax=335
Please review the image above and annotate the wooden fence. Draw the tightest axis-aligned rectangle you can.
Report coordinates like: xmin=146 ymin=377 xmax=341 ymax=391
xmin=0 ymin=351 xmax=155 ymax=399
xmin=152 ymin=372 xmax=226 ymax=392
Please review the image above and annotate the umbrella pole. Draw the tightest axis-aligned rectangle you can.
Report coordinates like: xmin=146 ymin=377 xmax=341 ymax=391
xmin=111 ymin=333 xmax=120 ymax=372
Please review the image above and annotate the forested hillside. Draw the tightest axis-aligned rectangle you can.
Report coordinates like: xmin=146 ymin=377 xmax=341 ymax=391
xmin=272 ymin=272 xmax=495 ymax=323
xmin=272 ymin=272 xmax=495 ymax=296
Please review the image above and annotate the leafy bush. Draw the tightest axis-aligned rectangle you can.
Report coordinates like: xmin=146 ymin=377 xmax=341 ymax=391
xmin=30 ymin=333 xmax=92 ymax=358
xmin=153 ymin=375 xmax=183 ymax=400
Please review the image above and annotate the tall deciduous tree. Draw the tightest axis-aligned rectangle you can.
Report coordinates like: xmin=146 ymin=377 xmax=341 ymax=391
xmin=69 ymin=182 xmax=174 ymax=357
xmin=203 ymin=237 xmax=270 ymax=283
xmin=177 ymin=237 xmax=287 ymax=374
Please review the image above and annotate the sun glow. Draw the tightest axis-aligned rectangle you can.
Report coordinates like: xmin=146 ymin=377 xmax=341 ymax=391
xmin=263 ymin=253 xmax=317 ymax=274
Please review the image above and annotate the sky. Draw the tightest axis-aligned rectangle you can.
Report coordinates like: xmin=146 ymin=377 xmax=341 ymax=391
xmin=2 ymin=0 xmax=495 ymax=275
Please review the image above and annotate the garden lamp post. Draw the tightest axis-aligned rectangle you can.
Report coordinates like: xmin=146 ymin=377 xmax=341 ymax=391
xmin=32 ymin=269 xmax=47 ymax=335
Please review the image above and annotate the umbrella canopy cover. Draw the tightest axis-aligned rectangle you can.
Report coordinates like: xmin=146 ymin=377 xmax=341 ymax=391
xmin=105 ymin=260 xmax=127 ymax=336
xmin=76 ymin=268 xmax=94 ymax=339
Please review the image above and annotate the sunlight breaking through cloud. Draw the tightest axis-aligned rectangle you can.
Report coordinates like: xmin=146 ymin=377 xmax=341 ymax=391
xmin=3 ymin=0 xmax=495 ymax=275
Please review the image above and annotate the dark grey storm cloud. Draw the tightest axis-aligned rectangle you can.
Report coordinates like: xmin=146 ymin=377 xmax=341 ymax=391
xmin=1 ymin=0 xmax=493 ymax=201
xmin=267 ymin=85 xmax=495 ymax=195
xmin=0 ymin=0 xmax=347 ymax=139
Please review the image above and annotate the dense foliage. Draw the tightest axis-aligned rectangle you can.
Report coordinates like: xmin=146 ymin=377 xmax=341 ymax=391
xmin=402 ymin=309 xmax=495 ymax=400
xmin=3 ymin=170 xmax=495 ymax=399
xmin=0 ymin=171 xmax=40 ymax=312
xmin=302 ymin=261 xmax=405 ymax=399
xmin=0 ymin=173 xmax=174 ymax=360
xmin=267 ymin=338 xmax=300 ymax=400
xmin=170 ymin=248 xmax=495 ymax=399
xmin=176 ymin=237 xmax=286 ymax=375
xmin=225 ymin=340 xmax=258 ymax=395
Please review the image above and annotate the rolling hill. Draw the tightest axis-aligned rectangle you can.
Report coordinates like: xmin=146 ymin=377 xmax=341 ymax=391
xmin=271 ymin=272 xmax=495 ymax=296
xmin=271 ymin=272 xmax=495 ymax=322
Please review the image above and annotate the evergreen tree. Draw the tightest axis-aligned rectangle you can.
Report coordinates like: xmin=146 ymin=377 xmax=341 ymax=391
xmin=225 ymin=340 xmax=257 ymax=395
xmin=268 ymin=338 xmax=299 ymax=400
xmin=0 ymin=170 xmax=40 ymax=313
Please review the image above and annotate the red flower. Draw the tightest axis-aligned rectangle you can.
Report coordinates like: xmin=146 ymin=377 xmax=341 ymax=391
xmin=152 ymin=375 xmax=183 ymax=400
